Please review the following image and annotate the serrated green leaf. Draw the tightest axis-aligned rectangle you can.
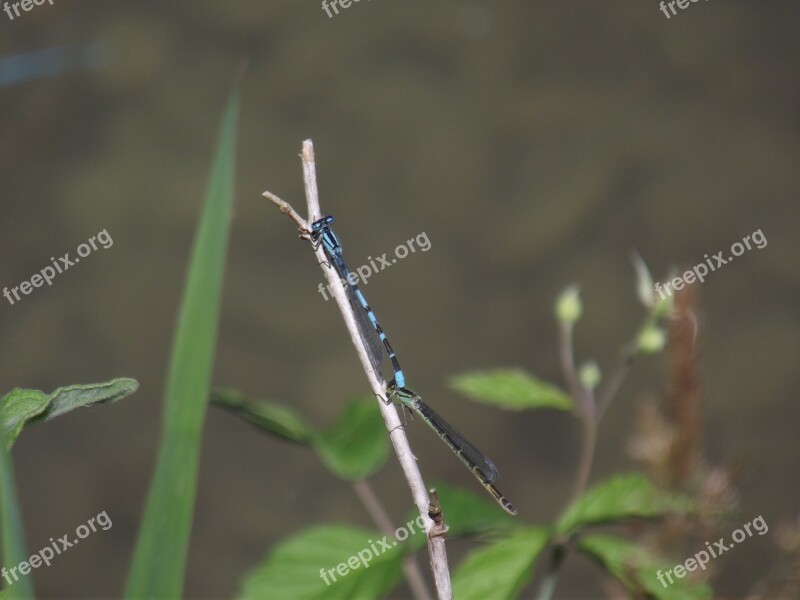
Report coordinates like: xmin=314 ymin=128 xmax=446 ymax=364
xmin=423 ymin=483 xmax=519 ymax=538
xmin=0 ymin=428 xmax=34 ymax=598
xmin=1 ymin=378 xmax=139 ymax=449
xmin=212 ymin=388 xmax=313 ymax=444
xmin=580 ymin=534 xmax=712 ymax=600
xmin=452 ymin=527 xmax=550 ymax=600
xmin=1 ymin=390 xmax=49 ymax=449
xmin=42 ymin=378 xmax=139 ymax=420
xmin=557 ymin=473 xmax=692 ymax=535
xmin=125 ymin=88 xmax=238 ymax=599
xmin=450 ymin=370 xmax=573 ymax=411
xmin=239 ymin=525 xmax=405 ymax=600
xmin=313 ymin=399 xmax=389 ymax=481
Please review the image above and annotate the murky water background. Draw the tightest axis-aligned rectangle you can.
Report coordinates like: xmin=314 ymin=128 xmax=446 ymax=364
xmin=1 ymin=2 xmax=798 ymax=597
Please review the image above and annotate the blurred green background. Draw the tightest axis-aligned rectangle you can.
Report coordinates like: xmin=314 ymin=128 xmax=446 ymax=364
xmin=1 ymin=1 xmax=798 ymax=598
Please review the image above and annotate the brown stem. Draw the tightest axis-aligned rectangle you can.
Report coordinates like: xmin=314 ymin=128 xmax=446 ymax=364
xmin=265 ymin=140 xmax=451 ymax=599
xmin=353 ymin=480 xmax=433 ymax=600
xmin=571 ymin=419 xmax=598 ymax=504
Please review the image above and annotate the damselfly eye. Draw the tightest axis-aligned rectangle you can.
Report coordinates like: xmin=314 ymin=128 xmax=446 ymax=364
xmin=311 ymin=215 xmax=335 ymax=231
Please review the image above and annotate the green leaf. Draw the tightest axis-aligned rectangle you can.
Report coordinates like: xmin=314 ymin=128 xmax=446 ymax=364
xmin=637 ymin=564 xmax=713 ymax=600
xmin=41 ymin=378 xmax=139 ymax=420
xmin=451 ymin=527 xmax=550 ymax=600
xmin=212 ymin=390 xmax=388 ymax=481
xmin=0 ymin=428 xmax=34 ymax=598
xmin=212 ymin=388 xmax=313 ymax=444
xmin=239 ymin=525 xmax=405 ymax=600
xmin=424 ymin=483 xmax=518 ymax=538
xmin=1 ymin=390 xmax=49 ymax=449
xmin=579 ymin=534 xmax=648 ymax=589
xmin=313 ymin=399 xmax=389 ymax=481
xmin=1 ymin=378 xmax=139 ymax=449
xmin=450 ymin=370 xmax=573 ymax=411
xmin=125 ymin=88 xmax=239 ymax=599
xmin=579 ymin=534 xmax=712 ymax=600
xmin=557 ymin=473 xmax=693 ymax=535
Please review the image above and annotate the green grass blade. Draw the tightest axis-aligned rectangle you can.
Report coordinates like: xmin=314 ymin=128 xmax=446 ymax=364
xmin=124 ymin=90 xmax=239 ymax=598
xmin=0 ymin=428 xmax=34 ymax=598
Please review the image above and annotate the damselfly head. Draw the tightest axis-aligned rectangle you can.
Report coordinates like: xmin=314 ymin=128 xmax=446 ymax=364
xmin=311 ymin=215 xmax=335 ymax=232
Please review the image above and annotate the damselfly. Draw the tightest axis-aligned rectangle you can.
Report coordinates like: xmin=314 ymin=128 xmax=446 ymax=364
xmin=309 ymin=215 xmax=517 ymax=516
xmin=310 ymin=216 xmax=406 ymax=388
xmin=389 ymin=383 xmax=518 ymax=516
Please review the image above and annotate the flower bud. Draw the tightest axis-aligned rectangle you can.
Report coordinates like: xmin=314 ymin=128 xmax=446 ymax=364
xmin=638 ymin=325 xmax=666 ymax=354
xmin=579 ymin=361 xmax=602 ymax=391
xmin=556 ymin=286 xmax=582 ymax=324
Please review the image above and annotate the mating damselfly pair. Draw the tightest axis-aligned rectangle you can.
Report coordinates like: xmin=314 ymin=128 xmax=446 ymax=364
xmin=308 ymin=215 xmax=517 ymax=516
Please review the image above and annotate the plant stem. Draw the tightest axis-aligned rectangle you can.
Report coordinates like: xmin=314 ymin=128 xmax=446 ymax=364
xmin=536 ymin=318 xmax=603 ymax=600
xmin=353 ymin=480 xmax=433 ymax=600
xmin=596 ymin=358 xmax=634 ymax=421
xmin=558 ymin=321 xmax=584 ymax=410
xmin=571 ymin=418 xmax=598 ymax=504
xmin=533 ymin=543 xmax=566 ymax=600
xmin=264 ymin=140 xmax=452 ymax=599
xmin=535 ymin=417 xmax=599 ymax=600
